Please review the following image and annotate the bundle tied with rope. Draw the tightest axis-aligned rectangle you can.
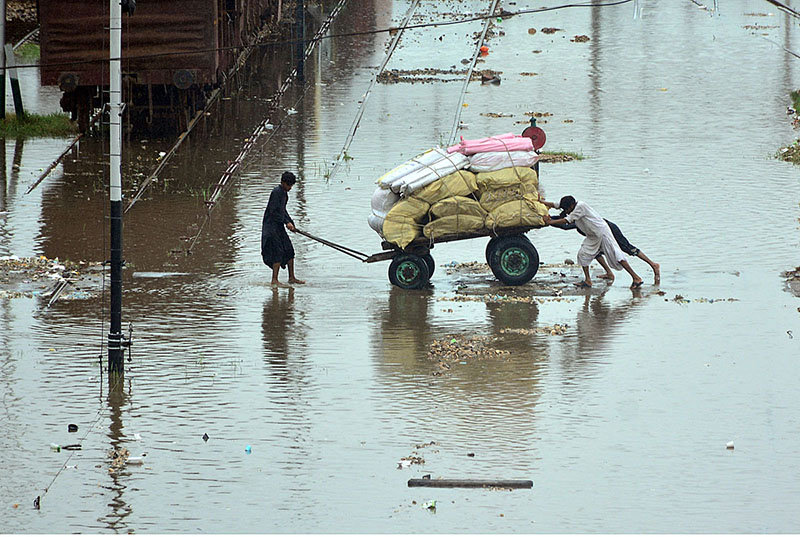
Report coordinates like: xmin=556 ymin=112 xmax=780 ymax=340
xmin=369 ymin=134 xmax=546 ymax=248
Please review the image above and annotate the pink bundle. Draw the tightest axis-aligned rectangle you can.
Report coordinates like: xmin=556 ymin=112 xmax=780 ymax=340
xmin=447 ymin=133 xmax=533 ymax=156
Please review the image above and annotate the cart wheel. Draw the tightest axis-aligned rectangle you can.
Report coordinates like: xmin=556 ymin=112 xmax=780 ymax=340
xmin=389 ymin=253 xmax=430 ymax=289
xmin=488 ymin=235 xmax=539 ymax=285
xmin=485 ymin=237 xmax=502 ymax=265
xmin=422 ymin=253 xmax=435 ymax=278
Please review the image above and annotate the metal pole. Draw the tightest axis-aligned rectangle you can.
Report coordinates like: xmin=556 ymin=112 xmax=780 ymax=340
xmin=0 ymin=0 xmax=6 ymax=119
xmin=108 ymin=0 xmax=124 ymax=375
xmin=296 ymin=0 xmax=305 ymax=82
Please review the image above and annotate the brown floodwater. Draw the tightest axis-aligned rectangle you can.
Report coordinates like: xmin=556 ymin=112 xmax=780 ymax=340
xmin=2 ymin=0 xmax=800 ymax=532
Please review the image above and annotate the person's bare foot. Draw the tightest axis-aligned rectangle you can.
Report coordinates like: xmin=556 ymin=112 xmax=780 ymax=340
xmin=630 ymin=279 xmax=643 ymax=289
xmin=653 ymin=263 xmax=660 ymax=285
xmin=272 ymin=281 xmax=290 ymax=288
xmin=288 ymin=278 xmax=305 ymax=285
xmin=597 ymin=273 xmax=614 ymax=280
xmin=574 ymin=280 xmax=592 ymax=289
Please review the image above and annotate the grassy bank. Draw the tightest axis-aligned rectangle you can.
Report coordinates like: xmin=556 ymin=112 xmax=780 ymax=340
xmin=15 ymin=43 xmax=40 ymax=61
xmin=0 ymin=113 xmax=77 ymax=138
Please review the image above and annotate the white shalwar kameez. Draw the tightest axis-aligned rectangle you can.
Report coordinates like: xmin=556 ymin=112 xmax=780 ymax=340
xmin=565 ymin=201 xmax=627 ymax=270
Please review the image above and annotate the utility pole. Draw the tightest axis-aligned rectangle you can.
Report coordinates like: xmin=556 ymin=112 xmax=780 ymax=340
xmin=1 ymin=0 xmax=6 ymax=119
xmin=108 ymin=0 xmax=124 ymax=376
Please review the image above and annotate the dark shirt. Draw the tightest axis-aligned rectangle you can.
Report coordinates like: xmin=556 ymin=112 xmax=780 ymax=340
xmin=265 ymin=185 xmax=293 ymax=226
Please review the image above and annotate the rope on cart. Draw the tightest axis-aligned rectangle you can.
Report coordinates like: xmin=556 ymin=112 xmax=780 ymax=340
xmin=295 ymin=229 xmax=371 ymax=261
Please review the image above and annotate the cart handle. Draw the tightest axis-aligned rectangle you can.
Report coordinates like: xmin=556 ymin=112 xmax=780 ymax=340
xmin=294 ymin=229 xmax=371 ymax=262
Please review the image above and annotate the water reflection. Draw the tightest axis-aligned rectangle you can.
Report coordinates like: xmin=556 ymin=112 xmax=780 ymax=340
xmin=262 ymin=287 xmax=296 ymax=364
xmin=560 ymin=291 xmax=646 ymax=383
xmin=99 ymin=379 xmax=132 ymax=532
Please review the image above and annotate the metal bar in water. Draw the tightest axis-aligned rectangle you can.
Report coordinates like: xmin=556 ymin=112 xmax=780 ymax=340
xmin=408 ymin=478 xmax=533 ymax=489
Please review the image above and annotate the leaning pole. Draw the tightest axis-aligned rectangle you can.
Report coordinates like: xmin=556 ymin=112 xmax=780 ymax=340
xmin=108 ymin=0 xmax=124 ymax=376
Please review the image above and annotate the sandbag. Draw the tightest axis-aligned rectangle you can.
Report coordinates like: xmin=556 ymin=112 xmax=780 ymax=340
xmin=382 ymin=197 xmax=430 ymax=248
xmin=368 ymin=213 xmax=385 ymax=235
xmin=412 ymin=170 xmax=478 ymax=205
xmin=484 ymin=196 xmax=548 ymax=231
xmin=468 ymin=150 xmax=540 ymax=173
xmin=476 ymin=166 xmax=539 ymax=192
xmin=448 ymin=133 xmax=533 ymax=155
xmin=423 ymin=214 xmax=485 ymax=239
xmin=397 ymin=153 xmax=470 ymax=196
xmin=479 ymin=180 xmax=539 ymax=213
xmin=371 ymin=187 xmax=401 ymax=218
xmin=430 ymin=196 xmax=487 ymax=219
xmin=377 ymin=147 xmax=443 ymax=188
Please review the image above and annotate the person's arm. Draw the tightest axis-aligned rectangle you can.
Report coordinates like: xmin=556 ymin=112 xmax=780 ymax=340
xmin=282 ymin=191 xmax=297 ymax=231
xmin=538 ymin=193 xmax=559 ymax=210
xmin=543 ymin=213 xmax=569 ymax=227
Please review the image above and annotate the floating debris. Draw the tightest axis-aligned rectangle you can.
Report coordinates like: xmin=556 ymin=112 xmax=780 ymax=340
xmin=500 ymin=324 xmax=569 ymax=336
xmin=428 ymin=334 xmax=509 ymax=374
xmin=108 ymin=447 xmax=130 ymax=472
xmin=571 ymin=35 xmax=590 ymax=43
xmin=541 ymin=27 xmax=562 ymax=34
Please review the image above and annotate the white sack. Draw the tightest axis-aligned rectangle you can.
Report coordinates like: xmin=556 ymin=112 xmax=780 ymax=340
xmin=371 ymin=187 xmax=401 ymax=218
xmin=468 ymin=150 xmax=540 ymax=173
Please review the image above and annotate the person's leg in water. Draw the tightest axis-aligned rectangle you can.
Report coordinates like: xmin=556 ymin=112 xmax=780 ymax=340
xmin=271 ymin=262 xmax=288 ymax=287
xmin=606 ymin=219 xmax=659 ymax=284
xmin=620 ymin=259 xmax=643 ymax=288
xmin=287 ymin=258 xmax=305 ymax=285
xmin=595 ymin=254 xmax=615 ymax=283
xmin=574 ymin=264 xmax=593 ymax=288
xmin=636 ymin=251 xmax=660 ymax=284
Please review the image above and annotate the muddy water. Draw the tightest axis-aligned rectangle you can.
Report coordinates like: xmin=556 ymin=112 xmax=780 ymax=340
xmin=2 ymin=0 xmax=800 ymax=532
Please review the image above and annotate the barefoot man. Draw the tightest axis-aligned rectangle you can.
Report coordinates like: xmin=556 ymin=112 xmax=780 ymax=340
xmin=546 ymin=205 xmax=660 ymax=284
xmin=261 ymin=171 xmax=305 ymax=287
xmin=542 ymin=196 xmax=644 ymax=289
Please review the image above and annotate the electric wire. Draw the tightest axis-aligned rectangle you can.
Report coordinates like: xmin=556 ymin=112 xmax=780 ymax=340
xmin=325 ymin=0 xmax=421 ymax=183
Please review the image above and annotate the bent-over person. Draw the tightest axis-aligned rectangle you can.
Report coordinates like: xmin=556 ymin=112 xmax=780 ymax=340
xmin=261 ymin=171 xmax=305 ymax=287
xmin=542 ymin=195 xmax=643 ymax=289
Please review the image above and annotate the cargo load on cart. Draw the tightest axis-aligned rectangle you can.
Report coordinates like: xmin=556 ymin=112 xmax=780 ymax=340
xmin=367 ymin=132 xmax=549 ymax=289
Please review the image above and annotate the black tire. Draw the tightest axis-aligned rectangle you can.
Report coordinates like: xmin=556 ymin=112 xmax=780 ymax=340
xmin=488 ymin=235 xmax=539 ymax=285
xmin=485 ymin=236 xmax=502 ymax=265
xmin=389 ymin=253 xmax=430 ymax=289
xmin=422 ymin=253 xmax=435 ymax=278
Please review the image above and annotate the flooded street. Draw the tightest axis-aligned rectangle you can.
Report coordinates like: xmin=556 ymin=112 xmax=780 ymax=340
xmin=2 ymin=0 xmax=800 ymax=532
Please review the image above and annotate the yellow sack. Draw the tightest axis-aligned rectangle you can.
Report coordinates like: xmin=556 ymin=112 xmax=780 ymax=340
xmin=412 ymin=170 xmax=478 ymax=205
xmin=479 ymin=181 xmax=539 ymax=213
xmin=475 ymin=166 xmax=538 ymax=193
xmin=430 ymin=196 xmax=487 ymax=219
xmin=423 ymin=214 xmax=486 ymax=239
xmin=485 ymin=196 xmax=548 ymax=230
xmin=382 ymin=197 xmax=430 ymax=248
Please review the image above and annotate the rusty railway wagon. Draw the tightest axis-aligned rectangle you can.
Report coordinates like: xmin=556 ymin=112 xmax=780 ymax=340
xmin=40 ymin=0 xmax=279 ymax=133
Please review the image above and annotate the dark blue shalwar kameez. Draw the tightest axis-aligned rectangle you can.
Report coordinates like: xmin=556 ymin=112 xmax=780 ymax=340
xmin=261 ymin=185 xmax=295 ymax=268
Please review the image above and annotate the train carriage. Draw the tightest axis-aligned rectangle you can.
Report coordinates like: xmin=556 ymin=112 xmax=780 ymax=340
xmin=39 ymin=0 xmax=277 ymax=133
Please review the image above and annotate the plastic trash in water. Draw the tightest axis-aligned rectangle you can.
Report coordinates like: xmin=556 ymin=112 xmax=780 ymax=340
xmin=245 ymin=445 xmax=252 ymax=454
xmin=202 ymin=433 xmax=209 ymax=442
xmin=127 ymin=457 xmax=144 ymax=465
xmin=726 ymin=441 xmax=734 ymax=450
xmin=50 ymin=443 xmax=61 ymax=452
xmin=68 ymin=424 xmax=78 ymax=433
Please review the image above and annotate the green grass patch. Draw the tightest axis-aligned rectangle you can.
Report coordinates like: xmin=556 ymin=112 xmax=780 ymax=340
xmin=0 ymin=113 xmax=77 ymax=138
xmin=15 ymin=43 xmax=40 ymax=61
xmin=539 ymin=151 xmax=584 ymax=163
xmin=791 ymin=90 xmax=800 ymax=112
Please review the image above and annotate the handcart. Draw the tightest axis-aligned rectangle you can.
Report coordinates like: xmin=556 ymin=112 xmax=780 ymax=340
xmin=296 ymin=225 xmax=543 ymax=290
